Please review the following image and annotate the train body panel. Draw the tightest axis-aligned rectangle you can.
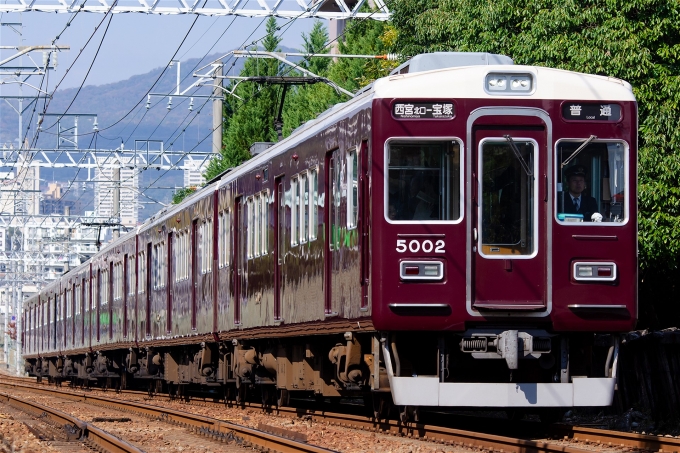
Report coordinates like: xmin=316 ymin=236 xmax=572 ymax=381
xmin=22 ymin=53 xmax=637 ymax=409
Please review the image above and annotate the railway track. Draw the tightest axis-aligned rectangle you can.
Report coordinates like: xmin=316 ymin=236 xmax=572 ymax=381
xmin=1 ymin=375 xmax=677 ymax=453
xmin=0 ymin=379 xmax=335 ymax=453
xmin=0 ymin=389 xmax=144 ymax=453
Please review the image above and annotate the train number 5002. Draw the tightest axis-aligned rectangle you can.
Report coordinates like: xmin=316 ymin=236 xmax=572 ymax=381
xmin=396 ymin=239 xmax=445 ymax=254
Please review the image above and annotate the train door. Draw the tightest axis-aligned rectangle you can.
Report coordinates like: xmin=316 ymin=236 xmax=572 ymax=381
xmin=359 ymin=141 xmax=370 ymax=309
xmin=146 ymin=243 xmax=152 ymax=337
xmin=192 ymin=219 xmax=198 ymax=330
xmin=471 ymin=123 xmax=548 ymax=311
xmin=274 ymin=176 xmax=284 ymax=320
xmin=109 ymin=261 xmax=114 ymax=340
xmin=233 ymin=197 xmax=243 ymax=325
xmin=123 ymin=254 xmax=128 ymax=338
xmin=167 ymin=232 xmax=173 ymax=334
xmin=325 ymin=150 xmax=342 ymax=315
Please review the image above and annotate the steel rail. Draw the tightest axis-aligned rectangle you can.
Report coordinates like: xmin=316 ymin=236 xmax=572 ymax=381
xmin=0 ymin=391 xmax=144 ymax=453
xmin=554 ymin=425 xmax=680 ymax=453
xmin=5 ymin=376 xmax=679 ymax=453
xmin=0 ymin=381 xmax=334 ymax=453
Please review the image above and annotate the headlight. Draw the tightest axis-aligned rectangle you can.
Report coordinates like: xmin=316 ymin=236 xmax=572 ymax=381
xmin=485 ymin=73 xmax=534 ymax=94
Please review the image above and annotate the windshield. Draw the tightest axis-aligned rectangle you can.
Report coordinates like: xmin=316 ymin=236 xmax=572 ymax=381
xmin=386 ymin=140 xmax=461 ymax=222
xmin=556 ymin=141 xmax=627 ymax=224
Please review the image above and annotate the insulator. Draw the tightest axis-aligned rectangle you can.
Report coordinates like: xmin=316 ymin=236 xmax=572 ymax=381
xmin=461 ymin=337 xmax=487 ymax=352
xmin=532 ymin=337 xmax=551 ymax=353
xmin=52 ymin=51 xmax=58 ymax=67
xmin=167 ymin=96 xmax=172 ymax=110
xmin=188 ymin=97 xmax=194 ymax=111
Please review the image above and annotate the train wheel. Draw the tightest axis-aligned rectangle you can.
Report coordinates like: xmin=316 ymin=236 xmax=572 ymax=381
xmin=236 ymin=385 xmax=247 ymax=405
xmin=366 ymin=393 xmax=391 ymax=421
xmin=223 ymin=385 xmax=234 ymax=405
xmin=277 ymin=389 xmax=290 ymax=408
xmin=538 ymin=408 xmax=566 ymax=425
xmin=398 ymin=406 xmax=419 ymax=424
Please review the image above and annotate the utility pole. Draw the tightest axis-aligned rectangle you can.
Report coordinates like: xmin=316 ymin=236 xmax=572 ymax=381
xmin=112 ymin=166 xmax=120 ymax=241
xmin=212 ymin=64 xmax=223 ymax=155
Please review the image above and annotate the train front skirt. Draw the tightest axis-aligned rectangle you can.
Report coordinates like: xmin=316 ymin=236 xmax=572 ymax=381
xmin=382 ymin=342 xmax=619 ymax=407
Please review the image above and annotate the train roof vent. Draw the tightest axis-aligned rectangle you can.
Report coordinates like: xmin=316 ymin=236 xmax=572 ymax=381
xmin=390 ymin=52 xmax=514 ymax=75
xmin=250 ymin=142 xmax=275 ymax=156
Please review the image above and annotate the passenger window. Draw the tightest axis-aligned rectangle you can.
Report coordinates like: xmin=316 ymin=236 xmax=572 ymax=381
xmin=556 ymin=141 xmax=627 ymax=223
xmin=291 ymin=178 xmax=299 ymax=246
xmin=347 ymin=150 xmax=358 ymax=229
xmin=387 ymin=140 xmax=461 ymax=222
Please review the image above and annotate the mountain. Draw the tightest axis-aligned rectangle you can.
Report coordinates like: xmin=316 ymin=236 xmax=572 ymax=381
xmin=0 ymin=47 xmax=298 ymax=222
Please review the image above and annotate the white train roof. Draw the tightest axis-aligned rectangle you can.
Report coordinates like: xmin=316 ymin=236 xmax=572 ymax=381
xmin=374 ymin=64 xmax=635 ymax=102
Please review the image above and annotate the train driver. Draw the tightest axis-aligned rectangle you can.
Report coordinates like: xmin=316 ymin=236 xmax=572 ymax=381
xmin=558 ymin=165 xmax=601 ymax=221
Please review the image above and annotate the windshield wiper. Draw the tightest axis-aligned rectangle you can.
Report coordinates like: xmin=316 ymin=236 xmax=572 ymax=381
xmin=561 ymin=135 xmax=598 ymax=168
xmin=504 ymin=135 xmax=533 ymax=176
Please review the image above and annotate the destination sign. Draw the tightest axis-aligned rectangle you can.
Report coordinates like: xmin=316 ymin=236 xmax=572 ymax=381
xmin=393 ymin=102 xmax=454 ymax=119
xmin=562 ymin=103 xmax=622 ymax=122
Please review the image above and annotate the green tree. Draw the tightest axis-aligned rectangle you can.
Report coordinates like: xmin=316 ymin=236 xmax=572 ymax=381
xmin=281 ymin=17 xmax=399 ymax=136
xmin=204 ymin=16 xmax=283 ymax=181
xmin=389 ymin=0 xmax=680 ymax=327
xmin=172 ymin=186 xmax=197 ymax=204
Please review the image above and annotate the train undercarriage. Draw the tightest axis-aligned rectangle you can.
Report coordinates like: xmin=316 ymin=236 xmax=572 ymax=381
xmin=24 ymin=330 xmax=619 ymax=418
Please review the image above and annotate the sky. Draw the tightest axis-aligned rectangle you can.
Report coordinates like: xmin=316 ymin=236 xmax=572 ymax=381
xmin=0 ymin=10 xmax=316 ymax=91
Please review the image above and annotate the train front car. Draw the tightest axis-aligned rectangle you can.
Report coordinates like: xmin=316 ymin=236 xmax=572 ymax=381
xmin=372 ymin=53 xmax=637 ymax=410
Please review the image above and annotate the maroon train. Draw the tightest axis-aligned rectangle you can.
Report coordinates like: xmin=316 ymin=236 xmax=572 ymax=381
xmin=23 ymin=52 xmax=637 ymax=413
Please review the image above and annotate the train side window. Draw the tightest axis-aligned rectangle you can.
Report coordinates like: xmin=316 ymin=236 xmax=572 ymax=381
xmin=556 ymin=140 xmax=628 ymax=224
xmin=386 ymin=140 xmax=462 ymax=222
xmin=260 ymin=192 xmax=268 ymax=255
xmin=102 ymin=270 xmax=109 ymax=306
xmin=291 ymin=177 xmax=299 ymax=246
xmin=84 ymin=280 xmax=89 ymax=313
xmin=219 ymin=210 xmax=230 ymax=268
xmin=75 ymin=284 xmax=81 ymax=316
xmin=186 ymin=230 xmax=190 ymax=278
xmin=128 ymin=254 xmax=136 ymax=294
xmin=138 ymin=251 xmax=146 ymax=294
xmin=300 ymin=173 xmax=308 ymax=244
xmin=310 ymin=169 xmax=318 ymax=241
xmin=92 ymin=273 xmax=98 ymax=309
xmin=152 ymin=242 xmax=166 ymax=289
xmin=175 ymin=232 xmax=181 ymax=282
xmin=202 ymin=220 xmax=213 ymax=273
xmin=246 ymin=197 xmax=253 ymax=258
xmin=347 ymin=149 xmax=358 ymax=229
xmin=114 ymin=262 xmax=123 ymax=301
xmin=66 ymin=288 xmax=72 ymax=319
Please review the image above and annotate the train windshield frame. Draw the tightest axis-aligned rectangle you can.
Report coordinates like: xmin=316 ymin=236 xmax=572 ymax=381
xmin=555 ymin=139 xmax=630 ymax=225
xmin=384 ymin=138 xmax=463 ymax=224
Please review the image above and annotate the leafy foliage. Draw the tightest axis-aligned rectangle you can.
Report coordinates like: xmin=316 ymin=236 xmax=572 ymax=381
xmin=172 ymin=186 xmax=197 ymax=204
xmin=204 ymin=15 xmax=398 ymax=180
xmin=204 ymin=17 xmax=283 ymax=181
xmin=389 ymin=0 xmax=680 ymax=327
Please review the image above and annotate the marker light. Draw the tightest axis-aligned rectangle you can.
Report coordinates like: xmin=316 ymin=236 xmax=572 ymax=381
xmin=400 ymin=261 xmax=444 ymax=281
xmin=573 ymin=262 xmax=617 ymax=282
xmin=577 ymin=266 xmax=593 ymax=278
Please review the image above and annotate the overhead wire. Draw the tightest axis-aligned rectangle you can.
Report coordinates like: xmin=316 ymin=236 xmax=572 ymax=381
xmin=0 ymin=2 xmax=117 ymax=227
xmin=134 ymin=6 xmax=386 ymax=204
